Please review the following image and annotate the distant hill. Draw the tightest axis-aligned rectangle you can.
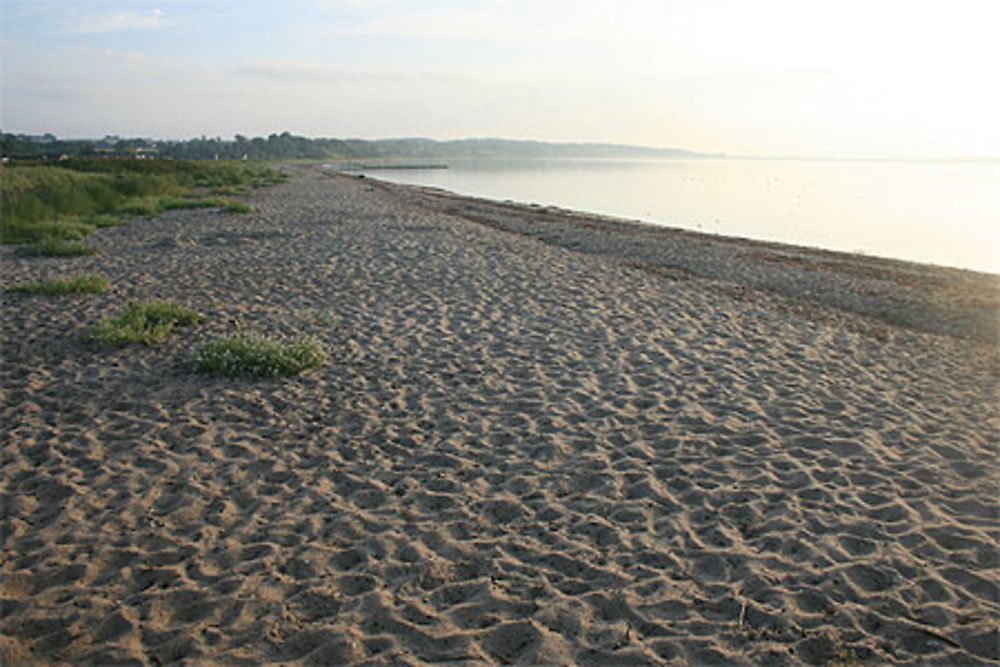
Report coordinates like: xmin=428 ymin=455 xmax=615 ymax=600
xmin=1 ymin=131 xmax=714 ymax=162
xmin=356 ymin=138 xmax=715 ymax=160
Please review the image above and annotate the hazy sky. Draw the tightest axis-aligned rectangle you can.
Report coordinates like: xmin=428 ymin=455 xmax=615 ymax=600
xmin=3 ymin=0 xmax=998 ymax=157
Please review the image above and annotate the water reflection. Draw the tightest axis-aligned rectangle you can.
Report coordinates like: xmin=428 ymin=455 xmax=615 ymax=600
xmin=357 ymin=158 xmax=1000 ymax=274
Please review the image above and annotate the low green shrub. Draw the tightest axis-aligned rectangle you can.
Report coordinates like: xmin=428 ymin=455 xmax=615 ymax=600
xmin=195 ymin=333 xmax=324 ymax=378
xmin=7 ymin=273 xmax=111 ymax=295
xmin=15 ymin=239 xmax=98 ymax=257
xmin=92 ymin=300 xmax=203 ymax=346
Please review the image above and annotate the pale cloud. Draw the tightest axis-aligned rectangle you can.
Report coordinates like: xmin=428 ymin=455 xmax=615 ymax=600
xmin=335 ymin=1 xmax=629 ymax=45
xmin=3 ymin=82 xmax=89 ymax=104
xmin=340 ymin=6 xmax=554 ymax=43
xmin=312 ymin=0 xmax=389 ymax=7
xmin=233 ymin=60 xmax=461 ymax=86
xmin=70 ymin=8 xmax=171 ymax=33
xmin=3 ymin=0 xmax=998 ymax=156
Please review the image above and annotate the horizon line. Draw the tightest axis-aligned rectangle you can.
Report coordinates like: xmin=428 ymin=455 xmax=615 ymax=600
xmin=4 ymin=130 xmax=998 ymax=163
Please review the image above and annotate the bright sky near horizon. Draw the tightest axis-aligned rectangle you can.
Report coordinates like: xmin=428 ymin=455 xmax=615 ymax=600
xmin=2 ymin=0 xmax=998 ymax=158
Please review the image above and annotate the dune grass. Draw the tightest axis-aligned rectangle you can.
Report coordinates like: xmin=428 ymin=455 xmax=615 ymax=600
xmin=15 ymin=239 xmax=98 ymax=257
xmin=210 ymin=185 xmax=250 ymax=196
xmin=115 ymin=195 xmax=252 ymax=217
xmin=1 ymin=159 xmax=280 ymax=245
xmin=195 ymin=333 xmax=325 ymax=379
xmin=83 ymin=214 xmax=126 ymax=228
xmin=221 ymin=200 xmax=253 ymax=214
xmin=92 ymin=300 xmax=203 ymax=346
xmin=7 ymin=273 xmax=111 ymax=295
xmin=1 ymin=166 xmax=176 ymax=243
xmin=115 ymin=197 xmax=164 ymax=218
xmin=158 ymin=196 xmax=223 ymax=211
xmin=13 ymin=219 xmax=97 ymax=241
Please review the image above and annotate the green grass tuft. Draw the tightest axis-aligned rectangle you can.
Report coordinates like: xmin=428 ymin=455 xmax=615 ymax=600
xmin=195 ymin=333 xmax=324 ymax=378
xmin=221 ymin=200 xmax=252 ymax=214
xmin=92 ymin=300 xmax=203 ymax=346
xmin=15 ymin=239 xmax=98 ymax=257
xmin=1 ymin=218 xmax=99 ymax=244
xmin=2 ymin=159 xmax=284 ymax=244
xmin=158 ymin=196 xmax=222 ymax=211
xmin=116 ymin=197 xmax=163 ymax=217
xmin=309 ymin=309 xmax=340 ymax=327
xmin=210 ymin=185 xmax=249 ymax=196
xmin=7 ymin=273 xmax=111 ymax=295
xmin=80 ymin=214 xmax=125 ymax=228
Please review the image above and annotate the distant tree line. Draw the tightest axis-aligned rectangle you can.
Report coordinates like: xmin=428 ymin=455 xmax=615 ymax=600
xmin=162 ymin=132 xmax=380 ymax=160
xmin=2 ymin=131 xmax=706 ymax=162
xmin=0 ymin=131 xmax=381 ymax=161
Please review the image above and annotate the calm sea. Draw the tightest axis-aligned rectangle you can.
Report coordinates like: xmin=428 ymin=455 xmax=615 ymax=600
xmin=352 ymin=158 xmax=1000 ymax=274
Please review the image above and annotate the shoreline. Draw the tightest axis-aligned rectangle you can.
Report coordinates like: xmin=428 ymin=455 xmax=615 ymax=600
xmin=337 ymin=157 xmax=1000 ymax=277
xmin=346 ymin=170 xmax=1000 ymax=345
xmin=367 ymin=173 xmax=1000 ymax=278
xmin=2 ymin=165 xmax=998 ymax=664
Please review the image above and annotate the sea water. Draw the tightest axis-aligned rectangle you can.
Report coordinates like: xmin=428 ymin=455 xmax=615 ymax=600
xmin=354 ymin=158 xmax=1000 ymax=274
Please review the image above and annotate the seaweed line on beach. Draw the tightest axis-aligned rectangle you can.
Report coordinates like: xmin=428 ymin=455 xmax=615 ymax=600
xmin=360 ymin=173 xmax=999 ymax=346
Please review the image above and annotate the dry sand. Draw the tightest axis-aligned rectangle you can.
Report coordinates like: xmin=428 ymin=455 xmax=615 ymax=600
xmin=2 ymin=165 xmax=998 ymax=665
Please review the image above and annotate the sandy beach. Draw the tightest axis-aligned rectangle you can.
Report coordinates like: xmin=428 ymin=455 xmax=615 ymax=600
xmin=2 ymin=165 xmax=998 ymax=665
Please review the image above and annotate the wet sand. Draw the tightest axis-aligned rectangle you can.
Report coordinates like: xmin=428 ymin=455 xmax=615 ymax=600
xmin=2 ymin=166 xmax=998 ymax=665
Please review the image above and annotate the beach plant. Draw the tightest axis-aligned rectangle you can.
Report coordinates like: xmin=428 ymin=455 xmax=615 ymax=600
xmin=7 ymin=273 xmax=110 ymax=295
xmin=116 ymin=197 xmax=163 ymax=217
xmin=92 ymin=300 xmax=203 ymax=346
xmin=221 ymin=200 xmax=253 ymax=214
xmin=82 ymin=214 xmax=126 ymax=228
xmin=309 ymin=309 xmax=339 ymax=327
xmin=17 ymin=220 xmax=97 ymax=241
xmin=1 ymin=158 xmax=284 ymax=244
xmin=158 ymin=196 xmax=221 ymax=211
xmin=210 ymin=185 xmax=249 ymax=196
xmin=194 ymin=333 xmax=325 ymax=379
xmin=15 ymin=239 xmax=98 ymax=257
xmin=1 ymin=167 xmax=109 ymax=238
